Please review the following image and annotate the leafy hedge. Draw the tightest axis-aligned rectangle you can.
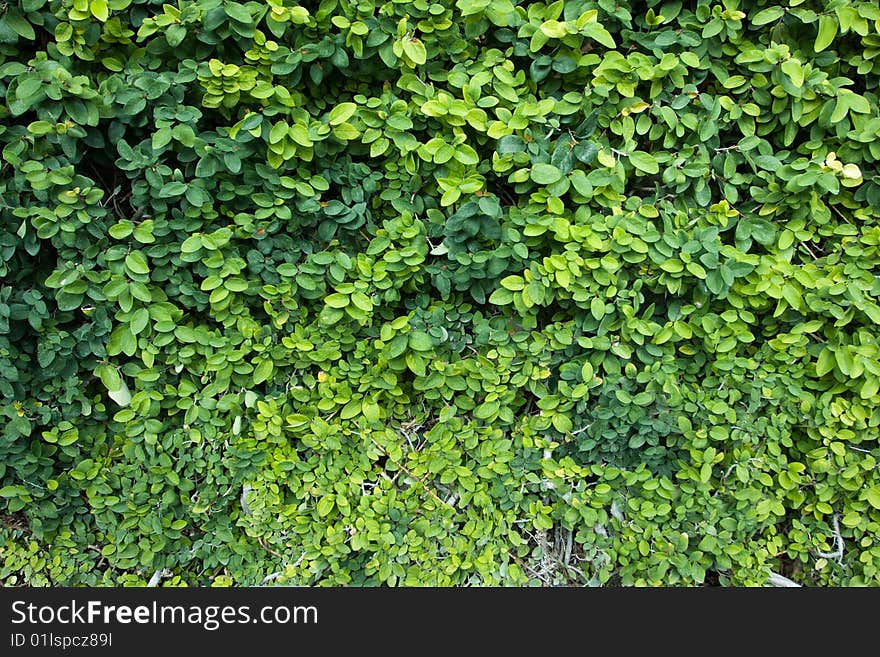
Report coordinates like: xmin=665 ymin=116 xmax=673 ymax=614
xmin=1 ymin=0 xmax=879 ymax=586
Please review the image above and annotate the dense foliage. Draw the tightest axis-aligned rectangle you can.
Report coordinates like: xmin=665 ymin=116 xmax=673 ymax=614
xmin=1 ymin=0 xmax=879 ymax=586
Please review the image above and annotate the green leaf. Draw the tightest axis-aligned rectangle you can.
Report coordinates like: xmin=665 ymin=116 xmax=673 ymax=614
xmin=362 ymin=401 xmax=381 ymax=423
xmin=699 ymin=462 xmax=712 ymax=483
xmin=107 ymin=325 xmax=136 ymax=357
xmin=269 ymin=121 xmax=288 ymax=144
xmin=540 ymin=20 xmax=568 ymax=38
xmin=781 ymin=59 xmax=804 ymax=88
xmin=409 ymin=331 xmax=433 ymax=352
xmin=90 ymin=0 xmax=109 ymax=21
xmin=830 ymin=96 xmax=850 ymax=123
xmin=455 ymin=144 xmax=479 ymax=165
xmin=329 ymin=102 xmax=357 ymax=125
xmin=180 ymin=235 xmax=202 ymax=253
xmin=489 ymin=288 xmax=514 ymax=305
xmin=530 ymin=163 xmax=563 ymax=185
xmin=317 ymin=496 xmax=335 ymax=517
xmin=172 ymin=123 xmax=196 ymax=147
xmin=287 ymin=123 xmax=311 ymax=147
xmin=253 ymin=359 xmax=273 ymax=385
xmin=581 ymin=361 xmax=594 ymax=381
xmin=815 ymin=15 xmax=837 ymax=52
xmin=816 ymin=348 xmax=835 ymax=377
xmin=107 ymin=378 xmax=132 ymax=407
xmin=782 ymin=286 xmax=804 ymax=311
xmin=4 ymin=10 xmax=36 ymax=39
xmin=125 ymin=252 xmax=150 ymax=275
xmin=0 ymin=486 xmax=28 ymax=498
xmin=497 ymin=135 xmax=525 ymax=154
xmin=866 ymin=486 xmax=880 ymax=510
xmin=350 ymin=291 xmax=373 ymax=312
xmin=166 ymin=23 xmax=187 ymax=47
xmin=224 ymin=2 xmax=251 ymax=23
xmin=500 ymin=275 xmax=524 ymax=291
xmin=835 ymin=348 xmax=853 ymax=377
xmin=748 ymin=218 xmax=776 ymax=245
xmin=130 ymin=308 xmax=150 ymax=335
xmin=325 ymin=293 xmax=349 ymax=308
xmin=846 ymin=93 xmax=870 ymax=115
xmin=583 ymin=23 xmax=615 ymax=48
xmin=552 ymin=413 xmax=572 ymax=433
xmin=95 ymin=364 xmax=121 ymax=391
xmin=402 ymin=38 xmax=427 ymax=65
xmin=16 ymin=77 xmax=42 ymax=101
xmin=27 ymin=120 xmax=53 ymax=135
xmin=224 ymin=277 xmax=248 ymax=292
xmin=573 ymin=141 xmax=598 ymax=164
xmin=152 ymin=127 xmax=172 ymax=150
xmin=159 ymin=181 xmax=187 ymax=197
xmin=752 ymin=7 xmax=784 ymax=25
xmin=590 ymin=297 xmax=605 ymax=321
xmin=629 ymin=151 xmax=659 ymax=174
xmin=860 ymin=376 xmax=879 ymax=400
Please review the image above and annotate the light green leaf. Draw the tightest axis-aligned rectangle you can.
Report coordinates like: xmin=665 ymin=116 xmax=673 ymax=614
xmin=95 ymin=364 xmax=121 ymax=391
xmin=816 ymin=348 xmax=835 ymax=377
xmin=289 ymin=124 xmax=312 ymax=147
xmin=107 ymin=378 xmax=132 ymax=407
xmin=581 ymin=361 xmax=594 ymax=381
xmin=489 ymin=288 xmax=514 ymax=305
xmin=583 ymin=23 xmax=615 ymax=48
xmin=350 ymin=291 xmax=373 ymax=312
xmin=269 ymin=120 xmax=288 ymax=144
xmin=815 ymin=15 xmax=837 ymax=52
xmin=500 ymin=275 xmax=524 ymax=291
xmin=0 ymin=486 xmax=28 ymax=498
xmin=90 ymin=0 xmax=109 ymax=21
xmin=540 ymin=20 xmax=569 ymax=38
xmin=316 ymin=496 xmax=335 ymax=517
xmin=362 ymin=401 xmax=380 ymax=423
xmin=629 ymin=151 xmax=659 ymax=174
xmin=866 ymin=486 xmax=880 ymax=510
xmin=325 ymin=293 xmax=349 ymax=308
xmin=781 ymin=59 xmax=804 ymax=87
xmin=329 ymin=102 xmax=357 ymax=126
xmin=402 ymin=38 xmax=427 ymax=65
xmin=530 ymin=163 xmax=562 ymax=185
xmin=782 ymin=285 xmax=804 ymax=311
xmin=180 ymin=235 xmax=202 ymax=253
xmin=860 ymin=376 xmax=879 ymax=400
xmin=125 ymin=252 xmax=150 ymax=275
xmin=752 ymin=7 xmax=784 ymax=25
xmin=130 ymin=308 xmax=150 ymax=335
xmin=253 ymin=359 xmax=273 ymax=385
xmin=552 ymin=413 xmax=572 ymax=433
xmin=409 ymin=331 xmax=433 ymax=352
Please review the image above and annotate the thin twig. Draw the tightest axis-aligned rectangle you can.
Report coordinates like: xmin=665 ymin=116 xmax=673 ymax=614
xmin=815 ymin=514 xmax=844 ymax=564
xmin=258 ymin=537 xmax=284 ymax=560
xmin=147 ymin=569 xmax=172 ymax=587
xmin=259 ymin=552 xmax=306 ymax=586
xmin=767 ymin=572 xmax=801 ymax=587
xmin=240 ymin=484 xmax=253 ymax=516
xmin=366 ymin=434 xmax=452 ymax=508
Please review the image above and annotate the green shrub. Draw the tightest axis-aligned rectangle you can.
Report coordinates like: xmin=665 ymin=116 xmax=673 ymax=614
xmin=1 ymin=0 xmax=879 ymax=586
